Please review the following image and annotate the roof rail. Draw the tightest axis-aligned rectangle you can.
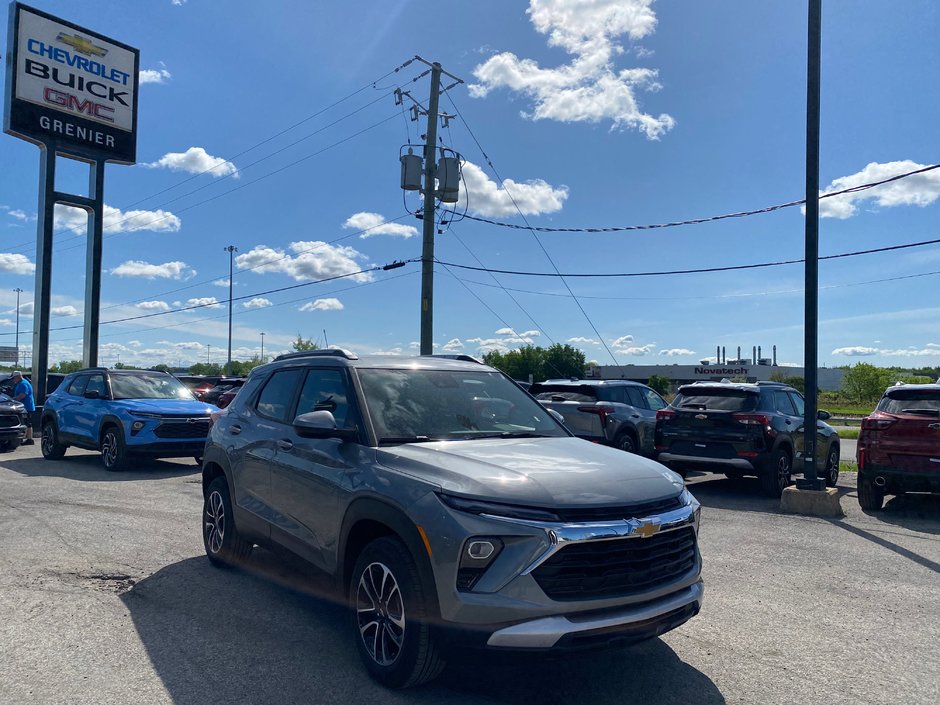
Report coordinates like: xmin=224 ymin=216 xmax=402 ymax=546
xmin=424 ymin=354 xmax=483 ymax=364
xmin=273 ymin=348 xmax=359 ymax=362
xmin=756 ymin=381 xmax=789 ymax=387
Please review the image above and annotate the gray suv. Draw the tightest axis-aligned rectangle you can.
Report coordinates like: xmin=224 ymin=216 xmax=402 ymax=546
xmin=201 ymin=350 xmax=703 ymax=688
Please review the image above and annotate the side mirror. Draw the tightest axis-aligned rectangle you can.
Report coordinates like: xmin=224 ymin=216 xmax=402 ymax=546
xmin=293 ymin=410 xmax=358 ymax=441
xmin=547 ymin=409 xmax=565 ymax=425
xmin=84 ymin=390 xmax=101 ymax=400
xmin=817 ymin=410 xmax=832 ymax=420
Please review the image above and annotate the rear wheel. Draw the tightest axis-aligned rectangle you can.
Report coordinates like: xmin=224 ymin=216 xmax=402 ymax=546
xmin=823 ymin=445 xmax=840 ymax=488
xmin=203 ymin=476 xmax=252 ymax=566
xmin=41 ymin=421 xmax=67 ymax=460
xmin=350 ymin=536 xmax=445 ymax=688
xmin=100 ymin=426 xmax=128 ymax=471
xmin=761 ymin=448 xmax=792 ymax=497
xmin=616 ymin=431 xmax=638 ymax=455
xmin=858 ymin=476 xmax=885 ymax=511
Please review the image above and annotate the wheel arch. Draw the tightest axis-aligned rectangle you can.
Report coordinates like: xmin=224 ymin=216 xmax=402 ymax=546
xmin=98 ymin=415 xmax=126 ymax=446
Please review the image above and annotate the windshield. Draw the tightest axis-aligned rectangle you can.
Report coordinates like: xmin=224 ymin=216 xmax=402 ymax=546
xmin=879 ymin=390 xmax=940 ymax=415
xmin=673 ymin=389 xmax=758 ymax=412
xmin=110 ymin=374 xmax=195 ymax=400
xmin=358 ymin=368 xmax=568 ymax=443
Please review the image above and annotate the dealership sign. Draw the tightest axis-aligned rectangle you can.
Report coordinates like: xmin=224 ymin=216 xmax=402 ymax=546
xmin=3 ymin=2 xmax=139 ymax=163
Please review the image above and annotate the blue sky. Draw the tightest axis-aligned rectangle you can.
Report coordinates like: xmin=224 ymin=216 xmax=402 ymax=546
xmin=1 ymin=0 xmax=939 ymax=370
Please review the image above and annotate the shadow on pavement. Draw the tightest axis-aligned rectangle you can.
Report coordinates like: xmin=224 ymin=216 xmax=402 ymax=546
xmin=0 ymin=452 xmax=199 ymax=481
xmin=122 ymin=551 xmax=724 ymax=705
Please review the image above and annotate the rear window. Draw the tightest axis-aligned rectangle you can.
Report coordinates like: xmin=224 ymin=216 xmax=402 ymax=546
xmin=673 ymin=389 xmax=758 ymax=412
xmin=531 ymin=384 xmax=598 ymax=403
xmin=879 ymin=389 xmax=940 ymax=416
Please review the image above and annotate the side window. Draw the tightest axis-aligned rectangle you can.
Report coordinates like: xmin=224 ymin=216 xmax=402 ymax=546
xmin=296 ymin=369 xmax=352 ymax=427
xmin=255 ymin=369 xmax=304 ymax=423
xmin=789 ymin=392 xmax=805 ymax=416
xmin=68 ymin=376 xmax=88 ymax=397
xmin=85 ymin=375 xmax=107 ymax=398
xmin=642 ymin=388 xmax=667 ymax=411
xmin=625 ymin=387 xmax=646 ymax=408
xmin=774 ymin=391 xmax=797 ymax=415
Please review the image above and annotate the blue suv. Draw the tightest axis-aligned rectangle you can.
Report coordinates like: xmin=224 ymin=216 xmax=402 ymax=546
xmin=41 ymin=368 xmax=215 ymax=471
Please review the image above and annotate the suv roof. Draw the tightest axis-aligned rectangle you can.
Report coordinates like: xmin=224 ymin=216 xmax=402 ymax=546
xmin=535 ymin=379 xmax=649 ymax=388
xmin=258 ymin=351 xmax=496 ymax=374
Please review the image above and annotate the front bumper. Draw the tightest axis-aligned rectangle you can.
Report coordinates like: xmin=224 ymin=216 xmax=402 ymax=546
xmin=0 ymin=426 xmax=27 ymax=442
xmin=126 ymin=439 xmax=207 ymax=457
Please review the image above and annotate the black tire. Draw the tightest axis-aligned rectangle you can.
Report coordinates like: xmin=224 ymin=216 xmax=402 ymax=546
xmin=0 ymin=438 xmax=20 ymax=452
xmin=41 ymin=421 xmax=67 ymax=460
xmin=203 ymin=476 xmax=253 ymax=566
xmin=760 ymin=447 xmax=792 ymax=497
xmin=349 ymin=536 xmax=445 ymax=688
xmin=615 ymin=430 xmax=638 ymax=455
xmin=823 ymin=445 xmax=840 ymax=488
xmin=858 ymin=476 xmax=885 ymax=511
xmin=100 ymin=425 xmax=128 ymax=471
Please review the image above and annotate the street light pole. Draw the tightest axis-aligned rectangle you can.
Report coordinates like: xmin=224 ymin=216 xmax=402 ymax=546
xmin=13 ymin=288 xmax=23 ymax=367
xmin=260 ymin=332 xmax=265 ymax=363
xmin=419 ymin=62 xmax=443 ymax=356
xmin=207 ymin=344 xmax=210 ymax=365
xmin=224 ymin=245 xmax=237 ymax=373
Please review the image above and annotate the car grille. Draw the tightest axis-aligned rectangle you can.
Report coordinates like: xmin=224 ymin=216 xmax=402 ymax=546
xmin=0 ymin=413 xmax=21 ymax=428
xmin=532 ymin=527 xmax=697 ymax=601
xmin=153 ymin=418 xmax=210 ymax=439
xmin=554 ymin=496 xmax=682 ymax=523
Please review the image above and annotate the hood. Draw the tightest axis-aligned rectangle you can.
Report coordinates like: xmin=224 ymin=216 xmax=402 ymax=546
xmin=0 ymin=394 xmax=25 ymax=412
xmin=378 ymin=436 xmax=683 ymax=507
xmin=109 ymin=398 xmax=215 ymax=415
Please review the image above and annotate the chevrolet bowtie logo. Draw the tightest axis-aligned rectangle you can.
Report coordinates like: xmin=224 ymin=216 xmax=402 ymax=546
xmin=633 ymin=521 xmax=661 ymax=539
xmin=56 ymin=32 xmax=108 ymax=57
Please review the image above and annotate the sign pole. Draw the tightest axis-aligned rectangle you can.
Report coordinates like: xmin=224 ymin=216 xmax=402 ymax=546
xmin=82 ymin=159 xmax=105 ymax=367
xmin=31 ymin=142 xmax=55 ymax=404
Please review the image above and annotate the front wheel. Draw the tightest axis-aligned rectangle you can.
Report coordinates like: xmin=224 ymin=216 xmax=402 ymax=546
xmin=100 ymin=427 xmax=128 ymax=471
xmin=823 ymin=445 xmax=840 ymax=488
xmin=41 ymin=422 xmax=67 ymax=459
xmin=761 ymin=448 xmax=792 ymax=497
xmin=350 ymin=537 xmax=445 ymax=688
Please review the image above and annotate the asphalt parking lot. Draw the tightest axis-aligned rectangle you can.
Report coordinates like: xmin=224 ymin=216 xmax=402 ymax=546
xmin=1 ymin=444 xmax=937 ymax=705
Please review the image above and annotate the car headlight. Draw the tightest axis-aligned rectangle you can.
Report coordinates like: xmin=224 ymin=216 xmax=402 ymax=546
xmin=437 ymin=493 xmax=560 ymax=522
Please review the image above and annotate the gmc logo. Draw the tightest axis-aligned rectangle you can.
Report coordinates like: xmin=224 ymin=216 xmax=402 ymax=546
xmin=43 ymin=87 xmax=114 ymax=122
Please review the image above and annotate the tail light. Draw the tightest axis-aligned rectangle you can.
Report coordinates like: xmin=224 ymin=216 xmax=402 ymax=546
xmin=861 ymin=416 xmax=895 ymax=431
xmin=577 ymin=404 xmax=616 ymax=424
xmin=656 ymin=409 xmax=677 ymax=421
xmin=857 ymin=448 xmax=866 ymax=470
xmin=733 ymin=413 xmax=771 ymax=426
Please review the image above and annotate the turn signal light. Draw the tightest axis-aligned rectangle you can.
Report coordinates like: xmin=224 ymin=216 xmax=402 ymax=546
xmin=733 ymin=413 xmax=771 ymax=426
xmin=656 ymin=409 xmax=677 ymax=421
xmin=861 ymin=416 xmax=895 ymax=430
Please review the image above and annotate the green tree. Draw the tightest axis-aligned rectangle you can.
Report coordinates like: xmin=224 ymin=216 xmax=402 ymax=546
xmin=841 ymin=362 xmax=892 ymax=403
xmin=483 ymin=344 xmax=586 ymax=382
xmin=152 ymin=364 xmax=171 ymax=373
xmin=189 ymin=362 xmax=222 ymax=376
xmin=292 ymin=335 xmax=318 ymax=352
xmin=225 ymin=356 xmax=265 ymax=376
xmin=647 ymin=374 xmax=671 ymax=396
xmin=51 ymin=360 xmax=83 ymax=373
xmin=542 ymin=343 xmax=586 ymax=380
xmin=770 ymin=372 xmax=805 ymax=394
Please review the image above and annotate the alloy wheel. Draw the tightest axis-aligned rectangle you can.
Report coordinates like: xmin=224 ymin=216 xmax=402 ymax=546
xmin=827 ymin=449 xmax=839 ymax=485
xmin=776 ymin=453 xmax=791 ymax=491
xmin=41 ymin=426 xmax=55 ymax=455
xmin=204 ymin=490 xmax=225 ymax=554
xmin=357 ymin=561 xmax=405 ymax=667
xmin=101 ymin=432 xmax=118 ymax=467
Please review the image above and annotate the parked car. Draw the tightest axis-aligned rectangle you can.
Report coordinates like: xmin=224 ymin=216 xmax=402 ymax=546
xmin=215 ymin=386 xmax=239 ymax=409
xmin=201 ymin=378 xmax=246 ymax=406
xmin=0 ymin=372 xmax=66 ymax=401
xmin=857 ymin=383 xmax=940 ymax=510
xmin=175 ymin=375 xmax=222 ymax=401
xmin=0 ymin=393 xmax=29 ymax=451
xmin=529 ymin=379 xmax=668 ymax=456
xmin=654 ymin=381 xmax=840 ymax=496
xmin=202 ymin=350 xmax=703 ymax=688
xmin=40 ymin=368 xmax=215 ymax=470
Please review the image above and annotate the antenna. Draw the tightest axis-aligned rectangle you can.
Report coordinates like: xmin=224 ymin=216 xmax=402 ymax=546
xmin=323 ymin=329 xmax=329 ymax=348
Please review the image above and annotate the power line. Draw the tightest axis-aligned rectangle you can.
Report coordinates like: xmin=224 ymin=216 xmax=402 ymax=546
xmin=435 ymin=236 xmax=940 ymax=278
xmin=455 ymin=163 xmax=940 ymax=233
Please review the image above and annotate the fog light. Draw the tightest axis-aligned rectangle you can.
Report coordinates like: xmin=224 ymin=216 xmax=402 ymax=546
xmin=132 ymin=421 xmax=145 ymax=431
xmin=457 ymin=537 xmax=503 ymax=592
xmin=467 ymin=540 xmax=495 ymax=560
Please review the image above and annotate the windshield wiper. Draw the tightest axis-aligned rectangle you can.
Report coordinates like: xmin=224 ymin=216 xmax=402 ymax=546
xmin=464 ymin=431 xmax=554 ymax=439
xmin=378 ymin=435 xmax=435 ymax=445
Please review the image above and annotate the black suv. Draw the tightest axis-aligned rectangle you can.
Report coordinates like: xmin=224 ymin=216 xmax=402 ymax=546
xmin=654 ymin=381 xmax=840 ymax=496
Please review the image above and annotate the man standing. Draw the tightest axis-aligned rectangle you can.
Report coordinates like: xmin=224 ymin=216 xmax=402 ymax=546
xmin=11 ymin=371 xmax=35 ymax=446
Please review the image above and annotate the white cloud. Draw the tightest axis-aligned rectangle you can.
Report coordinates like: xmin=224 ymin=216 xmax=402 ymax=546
xmin=495 ymin=327 xmax=516 ymax=335
xmin=519 ymin=330 xmax=541 ymax=338
xmin=831 ymin=346 xmax=880 ymax=356
xmin=0 ymin=319 xmax=13 ymax=326
xmin=146 ymin=146 xmax=238 ymax=178
xmin=6 ymin=208 xmax=30 ymax=221
xmin=372 ymin=347 xmax=403 ymax=356
xmin=442 ymin=338 xmax=464 ymax=352
xmin=18 ymin=302 xmax=34 ymax=316
xmin=243 ymin=297 xmax=272 ymax=310
xmin=817 ymin=160 xmax=940 ymax=219
xmin=137 ymin=300 xmax=171 ymax=312
xmin=660 ymin=348 xmax=695 ymax=356
xmin=185 ymin=297 xmax=222 ymax=309
xmin=213 ymin=278 xmax=231 ymax=288
xmin=173 ymin=341 xmax=203 ymax=350
xmin=111 ymin=260 xmax=195 ymax=279
xmin=616 ymin=344 xmax=655 ymax=356
xmin=344 ymin=212 xmax=418 ymax=238
xmin=834 ymin=345 xmax=940 ymax=358
xmin=611 ymin=335 xmax=634 ymax=347
xmin=458 ymin=161 xmax=568 ymax=217
xmin=236 ymin=241 xmax=372 ymax=283
xmin=567 ymin=336 xmax=598 ymax=345
xmin=470 ymin=0 xmax=675 ymax=138
xmin=0 ymin=253 xmax=35 ymax=275
xmin=55 ymin=203 xmax=181 ymax=234
xmin=51 ymin=305 xmax=78 ymax=317
xmin=139 ymin=68 xmax=171 ymax=84
xmin=299 ymin=298 xmax=344 ymax=312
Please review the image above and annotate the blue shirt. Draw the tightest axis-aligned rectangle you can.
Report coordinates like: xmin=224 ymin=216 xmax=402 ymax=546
xmin=13 ymin=378 xmax=35 ymax=412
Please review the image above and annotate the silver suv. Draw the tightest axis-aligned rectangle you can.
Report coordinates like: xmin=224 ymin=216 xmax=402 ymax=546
xmin=201 ymin=350 xmax=703 ymax=688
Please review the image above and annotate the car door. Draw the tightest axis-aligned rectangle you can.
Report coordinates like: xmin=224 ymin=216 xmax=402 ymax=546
xmin=55 ymin=375 xmax=88 ymax=441
xmin=630 ymin=386 xmax=667 ymax=455
xmin=71 ymin=373 xmax=108 ymax=444
xmin=269 ymin=367 xmax=363 ymax=574
xmin=782 ymin=391 xmax=806 ymax=463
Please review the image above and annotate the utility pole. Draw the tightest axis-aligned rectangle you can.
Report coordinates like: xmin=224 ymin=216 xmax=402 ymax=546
xmin=799 ymin=0 xmax=824 ymax=490
xmin=419 ymin=62 xmax=443 ymax=356
xmin=207 ymin=344 xmax=210 ymax=365
xmin=260 ymin=332 xmax=265 ymax=363
xmin=13 ymin=288 xmax=23 ymax=367
xmin=224 ymin=245 xmax=237 ymax=372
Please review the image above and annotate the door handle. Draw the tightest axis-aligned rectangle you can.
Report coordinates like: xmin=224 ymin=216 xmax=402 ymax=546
xmin=929 ymin=423 xmax=940 ymax=430
xmin=784 ymin=419 xmax=791 ymax=425
xmin=277 ymin=439 xmax=293 ymax=451
xmin=229 ymin=425 xmax=242 ymax=435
